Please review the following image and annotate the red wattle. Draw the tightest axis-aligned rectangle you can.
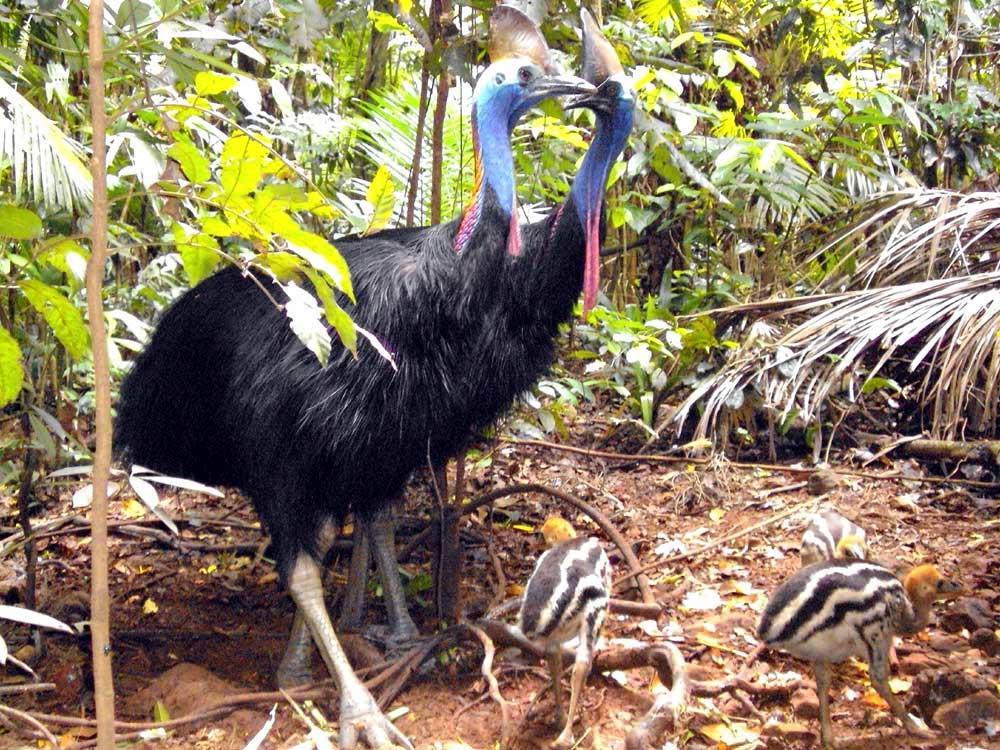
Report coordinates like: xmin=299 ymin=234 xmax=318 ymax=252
xmin=507 ymin=207 xmax=521 ymax=257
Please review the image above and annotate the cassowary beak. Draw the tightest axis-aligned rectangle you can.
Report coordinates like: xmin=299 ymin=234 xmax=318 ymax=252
xmin=525 ymin=74 xmax=596 ymax=102
xmin=565 ymin=81 xmax=618 ymax=115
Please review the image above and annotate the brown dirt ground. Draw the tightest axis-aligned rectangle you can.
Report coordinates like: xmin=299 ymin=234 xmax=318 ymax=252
xmin=2 ymin=414 xmax=999 ymax=750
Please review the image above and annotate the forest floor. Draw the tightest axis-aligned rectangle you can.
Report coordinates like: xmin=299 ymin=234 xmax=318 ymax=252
xmin=2 ymin=407 xmax=1000 ymax=750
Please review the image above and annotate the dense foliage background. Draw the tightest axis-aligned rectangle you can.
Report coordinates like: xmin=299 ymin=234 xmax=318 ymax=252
xmin=2 ymin=0 xmax=999 ymax=491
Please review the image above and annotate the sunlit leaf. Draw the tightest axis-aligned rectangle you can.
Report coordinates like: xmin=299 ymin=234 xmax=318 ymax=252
xmin=18 ymin=279 xmax=89 ymax=359
xmin=363 ymin=165 xmax=396 ymax=236
xmin=0 ymin=326 xmax=23 ymax=408
xmin=194 ymin=71 xmax=236 ymax=97
xmin=0 ymin=204 xmax=43 ymax=239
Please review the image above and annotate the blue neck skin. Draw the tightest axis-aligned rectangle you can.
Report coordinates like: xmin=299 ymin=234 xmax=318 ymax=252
xmin=474 ymin=96 xmax=517 ymax=215
xmin=569 ymin=100 xmax=634 ymax=225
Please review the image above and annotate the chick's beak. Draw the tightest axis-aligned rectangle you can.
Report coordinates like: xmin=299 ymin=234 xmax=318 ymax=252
xmin=526 ymin=74 xmax=596 ymax=101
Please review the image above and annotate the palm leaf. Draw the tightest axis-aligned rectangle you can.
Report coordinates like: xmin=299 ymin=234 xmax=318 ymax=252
xmin=0 ymin=77 xmax=92 ymax=211
xmin=806 ymin=189 xmax=1000 ymax=289
xmin=674 ymin=271 xmax=1000 ymax=441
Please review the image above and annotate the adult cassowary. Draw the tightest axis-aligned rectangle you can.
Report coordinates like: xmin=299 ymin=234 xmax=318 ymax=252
xmin=113 ymin=7 xmax=593 ymax=748
xmin=339 ymin=10 xmax=636 ymax=644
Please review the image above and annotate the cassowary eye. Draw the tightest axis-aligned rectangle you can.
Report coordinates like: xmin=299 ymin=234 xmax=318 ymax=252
xmin=518 ymin=66 xmax=533 ymax=84
xmin=495 ymin=72 xmax=506 ymax=85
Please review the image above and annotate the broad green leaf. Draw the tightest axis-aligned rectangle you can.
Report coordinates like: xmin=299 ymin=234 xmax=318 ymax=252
xmin=282 ymin=281 xmax=331 ymax=365
xmin=397 ymin=0 xmax=412 ymax=13
xmin=0 ymin=205 xmax=43 ymax=239
xmin=194 ymin=71 xmax=236 ymax=96
xmin=368 ymin=10 xmax=408 ymax=33
xmin=171 ymin=224 xmax=219 ymax=285
xmin=286 ymin=230 xmax=353 ymax=300
xmin=219 ymin=134 xmax=269 ymax=199
xmin=363 ymin=165 xmax=396 ymax=236
xmin=168 ymin=140 xmax=211 ymax=184
xmin=18 ymin=279 xmax=89 ymax=359
xmin=0 ymin=326 xmax=23 ymax=407
xmin=780 ymin=144 xmax=815 ymax=173
xmin=36 ymin=238 xmax=89 ymax=283
xmin=253 ymin=252 xmax=303 ymax=280
xmin=304 ymin=268 xmax=357 ymax=355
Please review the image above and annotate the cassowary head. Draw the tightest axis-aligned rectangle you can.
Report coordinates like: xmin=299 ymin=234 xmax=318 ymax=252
xmin=460 ymin=5 xmax=594 ymax=255
xmin=480 ymin=5 xmax=595 ymax=127
xmin=567 ymin=9 xmax=636 ymax=313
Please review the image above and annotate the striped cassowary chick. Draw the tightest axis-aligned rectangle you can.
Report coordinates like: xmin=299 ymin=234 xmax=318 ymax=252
xmin=758 ymin=561 xmax=961 ymax=748
xmin=800 ymin=510 xmax=868 ymax=567
xmin=518 ymin=518 xmax=611 ymax=749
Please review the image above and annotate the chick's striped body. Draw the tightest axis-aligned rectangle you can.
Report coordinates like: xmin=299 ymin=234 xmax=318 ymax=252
xmin=519 ymin=536 xmax=611 ymax=647
xmin=758 ymin=561 xmax=908 ymax=663
xmin=800 ymin=510 xmax=867 ymax=567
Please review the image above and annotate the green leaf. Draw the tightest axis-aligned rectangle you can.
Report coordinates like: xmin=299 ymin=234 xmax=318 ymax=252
xmin=18 ymin=279 xmax=89 ymax=359
xmin=171 ymin=224 xmax=219 ymax=285
xmin=368 ymin=10 xmax=408 ymax=33
xmin=168 ymin=139 xmax=211 ymax=184
xmin=194 ymin=71 xmax=237 ymax=97
xmin=36 ymin=238 xmax=89 ymax=283
xmin=0 ymin=205 xmax=43 ymax=240
xmin=755 ymin=141 xmax=784 ymax=172
xmin=304 ymin=268 xmax=357 ymax=355
xmin=861 ymin=376 xmax=901 ymax=394
xmin=219 ymin=134 xmax=269 ymax=199
xmin=285 ymin=230 xmax=353 ymax=301
xmin=0 ymin=326 xmax=23 ymax=407
xmin=363 ymin=165 xmax=396 ymax=236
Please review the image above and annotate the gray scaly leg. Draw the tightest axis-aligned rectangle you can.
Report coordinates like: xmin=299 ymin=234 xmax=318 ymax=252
xmin=288 ymin=552 xmax=412 ymax=750
xmin=339 ymin=518 xmax=373 ymax=632
xmin=367 ymin=507 xmax=419 ymax=649
xmin=278 ymin=520 xmax=339 ymax=687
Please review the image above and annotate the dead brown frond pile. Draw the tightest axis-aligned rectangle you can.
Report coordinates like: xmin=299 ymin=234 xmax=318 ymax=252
xmin=804 ymin=190 xmax=1000 ymax=289
xmin=673 ymin=271 xmax=1000 ymax=441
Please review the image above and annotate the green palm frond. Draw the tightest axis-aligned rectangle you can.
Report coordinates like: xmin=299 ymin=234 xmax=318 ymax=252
xmin=807 ymin=189 xmax=1000 ymax=289
xmin=353 ymin=82 xmax=472 ymax=226
xmin=0 ymin=77 xmax=92 ymax=212
xmin=674 ymin=271 xmax=1000 ymax=440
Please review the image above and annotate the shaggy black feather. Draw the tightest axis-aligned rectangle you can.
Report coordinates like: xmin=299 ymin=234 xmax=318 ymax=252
xmin=116 ymin=188 xmax=533 ymax=578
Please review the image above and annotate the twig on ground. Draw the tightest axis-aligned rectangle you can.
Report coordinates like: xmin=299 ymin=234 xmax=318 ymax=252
xmin=0 ymin=682 xmax=55 ymax=696
xmin=464 ymin=623 xmax=511 ymax=742
xmin=623 ymin=643 xmax=688 ymax=750
xmin=0 ymin=704 xmax=59 ymax=748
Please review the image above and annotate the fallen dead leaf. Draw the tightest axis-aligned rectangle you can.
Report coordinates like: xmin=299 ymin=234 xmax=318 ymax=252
xmin=700 ymin=721 xmax=760 ymax=746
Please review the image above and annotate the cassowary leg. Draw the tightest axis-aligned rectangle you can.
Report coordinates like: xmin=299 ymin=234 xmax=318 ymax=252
xmin=339 ymin=518 xmax=372 ymax=632
xmin=367 ymin=507 xmax=419 ymax=648
xmin=288 ymin=552 xmax=412 ymax=750
xmin=278 ymin=520 xmax=339 ymax=687
xmin=545 ymin=644 xmax=565 ymax=727
xmin=870 ymin=649 xmax=934 ymax=738
xmin=814 ymin=661 xmax=834 ymax=749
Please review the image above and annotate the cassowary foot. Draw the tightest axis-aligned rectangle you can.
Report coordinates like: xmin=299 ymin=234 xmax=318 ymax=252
xmin=551 ymin=727 xmax=576 ymax=750
xmin=354 ymin=622 xmax=423 ymax=657
xmin=339 ymin=689 xmax=413 ymax=750
xmin=903 ymin=714 xmax=936 ymax=739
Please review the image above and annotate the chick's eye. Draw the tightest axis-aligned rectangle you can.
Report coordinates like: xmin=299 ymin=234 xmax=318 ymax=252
xmin=495 ymin=72 xmax=506 ymax=85
xmin=518 ymin=67 xmax=533 ymax=84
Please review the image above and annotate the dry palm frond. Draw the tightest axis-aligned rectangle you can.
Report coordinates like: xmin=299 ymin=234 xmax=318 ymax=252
xmin=805 ymin=189 xmax=1000 ymax=290
xmin=0 ymin=77 xmax=92 ymax=211
xmin=674 ymin=271 xmax=1000 ymax=441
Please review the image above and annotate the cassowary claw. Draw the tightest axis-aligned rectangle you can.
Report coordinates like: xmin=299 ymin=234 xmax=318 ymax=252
xmin=339 ymin=691 xmax=413 ymax=750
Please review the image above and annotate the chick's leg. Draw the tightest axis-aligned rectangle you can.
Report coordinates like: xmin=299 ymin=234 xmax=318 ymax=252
xmin=815 ymin=661 xmax=834 ymax=750
xmin=870 ymin=649 xmax=934 ymax=738
xmin=545 ymin=644 xmax=565 ymax=727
